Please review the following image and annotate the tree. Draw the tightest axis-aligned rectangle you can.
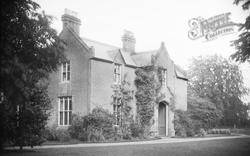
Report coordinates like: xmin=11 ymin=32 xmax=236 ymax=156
xmin=231 ymin=0 xmax=250 ymax=63
xmin=0 ymin=0 xmax=65 ymax=149
xmin=188 ymin=55 xmax=248 ymax=127
xmin=187 ymin=93 xmax=223 ymax=129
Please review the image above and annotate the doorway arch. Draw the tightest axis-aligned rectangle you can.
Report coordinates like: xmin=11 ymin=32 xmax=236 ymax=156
xmin=158 ymin=101 xmax=168 ymax=136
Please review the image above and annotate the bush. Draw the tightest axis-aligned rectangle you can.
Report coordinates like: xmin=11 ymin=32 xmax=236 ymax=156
xmin=56 ymin=129 xmax=71 ymax=142
xmin=43 ymin=125 xmax=71 ymax=142
xmin=130 ymin=121 xmax=144 ymax=138
xmin=43 ymin=125 xmax=57 ymax=141
xmin=174 ymin=110 xmax=195 ymax=137
xmin=198 ymin=128 xmax=206 ymax=136
xmin=68 ymin=107 xmax=116 ymax=142
xmin=207 ymin=128 xmax=231 ymax=135
xmin=68 ymin=114 xmax=87 ymax=141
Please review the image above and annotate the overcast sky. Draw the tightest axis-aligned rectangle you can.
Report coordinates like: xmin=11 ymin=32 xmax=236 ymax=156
xmin=35 ymin=0 xmax=249 ymax=102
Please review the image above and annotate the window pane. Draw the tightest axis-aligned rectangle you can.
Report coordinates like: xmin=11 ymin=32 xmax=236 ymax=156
xmin=119 ymin=73 xmax=121 ymax=84
xmin=64 ymin=112 xmax=68 ymax=125
xmin=119 ymin=66 xmax=121 ymax=73
xmin=69 ymin=111 xmax=72 ymax=125
xmin=69 ymin=99 xmax=72 ymax=110
xmin=63 ymin=73 xmax=66 ymax=81
xmin=63 ymin=63 xmax=66 ymax=72
xmin=113 ymin=104 xmax=116 ymax=113
xmin=60 ymin=98 xmax=63 ymax=111
xmin=64 ymin=98 xmax=68 ymax=110
xmin=67 ymin=62 xmax=70 ymax=71
xmin=60 ymin=112 xmax=63 ymax=125
xmin=67 ymin=72 xmax=70 ymax=81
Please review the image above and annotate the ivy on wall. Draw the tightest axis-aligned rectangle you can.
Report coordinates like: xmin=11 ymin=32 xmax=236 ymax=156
xmin=134 ymin=65 xmax=165 ymax=132
xmin=111 ymin=77 xmax=134 ymax=137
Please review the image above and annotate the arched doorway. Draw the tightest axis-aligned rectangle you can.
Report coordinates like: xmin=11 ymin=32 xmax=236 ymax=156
xmin=158 ymin=101 xmax=168 ymax=136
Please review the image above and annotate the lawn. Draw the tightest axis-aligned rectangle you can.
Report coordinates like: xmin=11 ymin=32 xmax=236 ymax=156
xmin=1 ymin=137 xmax=250 ymax=156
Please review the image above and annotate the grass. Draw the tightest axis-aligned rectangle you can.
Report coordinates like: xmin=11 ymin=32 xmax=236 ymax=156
xmin=1 ymin=137 xmax=250 ymax=156
xmin=42 ymin=136 xmax=160 ymax=145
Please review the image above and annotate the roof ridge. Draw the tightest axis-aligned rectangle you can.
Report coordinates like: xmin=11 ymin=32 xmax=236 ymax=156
xmin=133 ymin=49 xmax=158 ymax=55
xmin=81 ymin=37 xmax=119 ymax=49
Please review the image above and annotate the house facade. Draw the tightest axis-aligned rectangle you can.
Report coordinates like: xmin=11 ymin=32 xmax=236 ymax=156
xmin=47 ymin=9 xmax=188 ymax=137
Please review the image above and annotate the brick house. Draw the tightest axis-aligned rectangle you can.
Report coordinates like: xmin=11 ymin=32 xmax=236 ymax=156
xmin=47 ymin=9 xmax=188 ymax=137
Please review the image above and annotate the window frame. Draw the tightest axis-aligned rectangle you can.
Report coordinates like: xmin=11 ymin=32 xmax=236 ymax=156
xmin=161 ymin=69 xmax=167 ymax=88
xmin=61 ymin=61 xmax=70 ymax=82
xmin=58 ymin=96 xmax=72 ymax=126
xmin=114 ymin=63 xmax=122 ymax=85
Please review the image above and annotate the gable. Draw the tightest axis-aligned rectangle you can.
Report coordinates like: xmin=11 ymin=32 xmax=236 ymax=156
xmin=60 ymin=26 xmax=90 ymax=52
xmin=113 ymin=50 xmax=125 ymax=64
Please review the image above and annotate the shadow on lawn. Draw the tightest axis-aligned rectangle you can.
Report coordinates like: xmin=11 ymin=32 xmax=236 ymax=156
xmin=1 ymin=149 xmax=38 ymax=154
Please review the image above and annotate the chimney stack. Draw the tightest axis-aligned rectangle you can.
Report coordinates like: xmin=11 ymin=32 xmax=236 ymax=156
xmin=61 ymin=9 xmax=81 ymax=35
xmin=122 ymin=30 xmax=136 ymax=54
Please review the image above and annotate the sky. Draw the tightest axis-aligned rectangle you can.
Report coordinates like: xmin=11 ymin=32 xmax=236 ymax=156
xmin=35 ymin=0 xmax=250 ymax=102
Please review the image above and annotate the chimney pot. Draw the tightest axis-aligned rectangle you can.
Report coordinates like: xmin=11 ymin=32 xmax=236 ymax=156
xmin=62 ymin=9 xmax=81 ymax=35
xmin=122 ymin=30 xmax=136 ymax=54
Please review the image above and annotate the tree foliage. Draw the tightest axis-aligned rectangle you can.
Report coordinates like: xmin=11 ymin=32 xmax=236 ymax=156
xmin=231 ymin=0 xmax=250 ymax=63
xmin=188 ymin=55 xmax=248 ymax=127
xmin=174 ymin=110 xmax=195 ymax=137
xmin=187 ymin=94 xmax=223 ymax=129
xmin=0 ymin=0 xmax=65 ymax=149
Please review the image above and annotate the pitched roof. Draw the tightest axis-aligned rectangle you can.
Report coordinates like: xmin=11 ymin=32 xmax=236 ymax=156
xmin=82 ymin=37 xmax=137 ymax=66
xmin=131 ymin=50 xmax=158 ymax=66
xmin=175 ymin=65 xmax=188 ymax=80
xmin=120 ymin=50 xmax=137 ymax=67
xmin=81 ymin=36 xmax=187 ymax=80
xmin=82 ymin=37 xmax=118 ymax=61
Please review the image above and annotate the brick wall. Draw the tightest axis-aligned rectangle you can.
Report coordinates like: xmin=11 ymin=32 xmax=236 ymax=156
xmin=47 ymin=29 xmax=91 ymax=127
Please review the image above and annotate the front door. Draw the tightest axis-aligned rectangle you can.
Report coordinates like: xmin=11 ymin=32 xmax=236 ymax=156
xmin=158 ymin=102 xmax=166 ymax=136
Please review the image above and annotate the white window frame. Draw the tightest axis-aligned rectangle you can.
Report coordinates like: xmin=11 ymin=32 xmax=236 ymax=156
xmin=114 ymin=63 xmax=122 ymax=85
xmin=162 ymin=69 xmax=167 ymax=88
xmin=58 ymin=96 xmax=72 ymax=126
xmin=61 ymin=61 xmax=70 ymax=82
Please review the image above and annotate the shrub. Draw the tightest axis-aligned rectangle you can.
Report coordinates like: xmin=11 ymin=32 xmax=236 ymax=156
xmin=207 ymin=128 xmax=231 ymax=135
xmin=130 ymin=121 xmax=144 ymax=138
xmin=56 ymin=129 xmax=71 ymax=142
xmin=199 ymin=128 xmax=206 ymax=136
xmin=174 ymin=110 xmax=195 ymax=137
xmin=68 ymin=114 xmax=87 ymax=141
xmin=43 ymin=125 xmax=71 ymax=142
xmin=68 ymin=107 xmax=116 ymax=142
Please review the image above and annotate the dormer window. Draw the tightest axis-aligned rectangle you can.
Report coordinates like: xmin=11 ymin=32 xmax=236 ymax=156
xmin=114 ymin=64 xmax=122 ymax=84
xmin=161 ymin=69 xmax=167 ymax=88
xmin=61 ymin=61 xmax=70 ymax=82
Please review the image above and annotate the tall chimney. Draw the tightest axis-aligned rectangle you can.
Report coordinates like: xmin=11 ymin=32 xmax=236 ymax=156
xmin=122 ymin=30 xmax=136 ymax=54
xmin=61 ymin=9 xmax=81 ymax=35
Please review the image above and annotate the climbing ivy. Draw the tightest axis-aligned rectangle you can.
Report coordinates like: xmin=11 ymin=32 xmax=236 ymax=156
xmin=111 ymin=77 xmax=134 ymax=138
xmin=134 ymin=65 xmax=165 ymax=133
